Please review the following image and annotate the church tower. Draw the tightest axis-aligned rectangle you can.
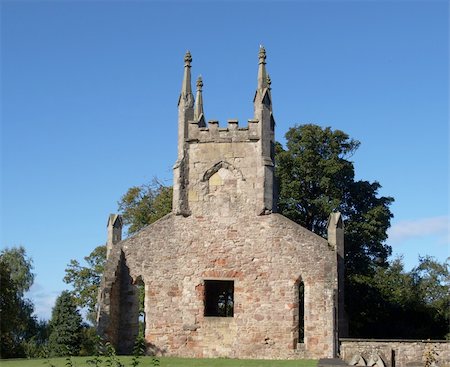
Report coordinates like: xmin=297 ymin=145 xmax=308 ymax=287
xmin=97 ymin=47 xmax=340 ymax=360
xmin=172 ymin=47 xmax=276 ymax=217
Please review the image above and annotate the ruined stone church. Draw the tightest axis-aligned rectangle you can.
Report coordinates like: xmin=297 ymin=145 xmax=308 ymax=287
xmin=97 ymin=48 xmax=345 ymax=359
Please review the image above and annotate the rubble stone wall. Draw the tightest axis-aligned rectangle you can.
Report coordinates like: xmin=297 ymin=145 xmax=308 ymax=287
xmin=99 ymin=212 xmax=338 ymax=359
xmin=340 ymin=339 xmax=450 ymax=367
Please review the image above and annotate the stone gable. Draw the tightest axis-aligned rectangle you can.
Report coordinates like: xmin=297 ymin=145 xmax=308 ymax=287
xmin=97 ymin=48 xmax=343 ymax=359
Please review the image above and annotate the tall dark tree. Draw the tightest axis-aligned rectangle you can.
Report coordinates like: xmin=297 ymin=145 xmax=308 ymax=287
xmin=276 ymin=124 xmax=393 ymax=273
xmin=276 ymin=124 xmax=394 ymax=336
xmin=48 ymin=291 xmax=83 ymax=357
xmin=0 ymin=246 xmax=37 ymax=358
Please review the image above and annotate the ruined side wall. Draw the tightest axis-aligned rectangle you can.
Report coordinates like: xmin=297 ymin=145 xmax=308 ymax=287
xmin=97 ymin=249 xmax=140 ymax=354
xmin=340 ymin=339 xmax=450 ymax=367
xmin=111 ymin=212 xmax=337 ymax=359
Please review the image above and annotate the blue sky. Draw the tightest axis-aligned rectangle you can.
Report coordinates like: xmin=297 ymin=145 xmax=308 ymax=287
xmin=1 ymin=0 xmax=448 ymax=321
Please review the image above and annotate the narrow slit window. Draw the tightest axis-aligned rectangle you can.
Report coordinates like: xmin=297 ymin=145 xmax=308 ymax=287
xmin=298 ymin=281 xmax=305 ymax=343
xmin=204 ymin=280 xmax=234 ymax=317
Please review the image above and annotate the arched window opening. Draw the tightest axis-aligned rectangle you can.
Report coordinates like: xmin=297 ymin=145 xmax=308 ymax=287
xmin=135 ymin=276 xmax=146 ymax=340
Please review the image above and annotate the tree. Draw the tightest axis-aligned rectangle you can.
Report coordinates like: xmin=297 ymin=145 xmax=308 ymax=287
xmin=349 ymin=256 xmax=450 ymax=339
xmin=21 ymin=319 xmax=51 ymax=358
xmin=118 ymin=179 xmax=172 ymax=235
xmin=0 ymin=246 xmax=38 ymax=358
xmin=275 ymin=124 xmax=394 ymax=336
xmin=64 ymin=245 xmax=106 ymax=324
xmin=48 ymin=291 xmax=83 ymax=357
xmin=0 ymin=246 xmax=34 ymax=296
xmin=64 ymin=180 xmax=171 ymax=322
xmin=276 ymin=124 xmax=394 ymax=274
xmin=412 ymin=256 xmax=450 ymax=338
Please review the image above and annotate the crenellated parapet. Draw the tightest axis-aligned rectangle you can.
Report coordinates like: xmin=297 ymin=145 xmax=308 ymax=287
xmin=187 ymin=119 xmax=260 ymax=143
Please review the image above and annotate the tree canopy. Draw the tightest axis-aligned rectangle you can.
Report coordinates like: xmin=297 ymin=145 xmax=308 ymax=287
xmin=64 ymin=245 xmax=107 ymax=324
xmin=48 ymin=291 xmax=83 ymax=357
xmin=0 ymin=246 xmax=39 ymax=358
xmin=276 ymin=124 xmax=394 ymax=276
xmin=275 ymin=124 xmax=450 ymax=339
xmin=348 ymin=256 xmax=450 ymax=339
xmin=118 ymin=179 xmax=172 ymax=235
xmin=0 ymin=246 xmax=35 ymax=296
xmin=64 ymin=180 xmax=172 ymax=325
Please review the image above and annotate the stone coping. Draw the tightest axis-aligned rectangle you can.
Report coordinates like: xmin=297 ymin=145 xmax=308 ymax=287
xmin=340 ymin=338 xmax=449 ymax=343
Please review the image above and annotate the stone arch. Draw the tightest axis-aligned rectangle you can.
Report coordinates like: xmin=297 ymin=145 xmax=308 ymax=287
xmin=202 ymin=160 xmax=245 ymax=182
xmin=201 ymin=161 xmax=246 ymax=213
xmin=133 ymin=275 xmax=146 ymax=342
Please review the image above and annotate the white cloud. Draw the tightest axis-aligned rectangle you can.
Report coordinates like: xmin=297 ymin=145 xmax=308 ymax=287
xmin=26 ymin=282 xmax=59 ymax=321
xmin=388 ymin=215 xmax=449 ymax=245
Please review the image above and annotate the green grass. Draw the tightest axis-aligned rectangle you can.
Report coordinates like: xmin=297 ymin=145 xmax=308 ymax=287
xmin=0 ymin=356 xmax=317 ymax=367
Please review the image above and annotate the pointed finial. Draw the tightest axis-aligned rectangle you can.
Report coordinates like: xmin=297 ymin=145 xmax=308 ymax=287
xmin=184 ymin=50 xmax=192 ymax=66
xmin=179 ymin=50 xmax=194 ymax=107
xmin=257 ymin=46 xmax=268 ymax=90
xmin=196 ymin=76 xmax=203 ymax=91
xmin=267 ymin=74 xmax=271 ymax=89
xmin=258 ymin=45 xmax=266 ymax=64
xmin=194 ymin=75 xmax=205 ymax=127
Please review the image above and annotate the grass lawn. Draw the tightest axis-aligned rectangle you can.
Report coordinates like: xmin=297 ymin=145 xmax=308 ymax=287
xmin=0 ymin=356 xmax=317 ymax=367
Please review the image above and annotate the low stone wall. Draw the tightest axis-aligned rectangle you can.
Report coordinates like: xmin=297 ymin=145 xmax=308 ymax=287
xmin=340 ymin=339 xmax=450 ymax=367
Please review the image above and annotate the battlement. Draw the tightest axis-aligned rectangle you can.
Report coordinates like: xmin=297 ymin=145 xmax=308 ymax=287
xmin=187 ymin=119 xmax=260 ymax=143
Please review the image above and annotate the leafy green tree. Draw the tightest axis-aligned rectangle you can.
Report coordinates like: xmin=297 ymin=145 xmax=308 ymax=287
xmin=276 ymin=124 xmax=394 ymax=275
xmin=0 ymin=246 xmax=35 ymax=296
xmin=0 ymin=246 xmax=38 ymax=358
xmin=412 ymin=256 xmax=450 ymax=338
xmin=348 ymin=257 xmax=417 ymax=338
xmin=48 ymin=291 xmax=83 ymax=357
xmin=21 ymin=319 xmax=51 ymax=358
xmin=349 ymin=256 xmax=450 ymax=339
xmin=64 ymin=245 xmax=106 ymax=324
xmin=0 ymin=259 xmax=24 ymax=357
xmin=275 ymin=124 xmax=394 ymax=336
xmin=118 ymin=179 xmax=172 ymax=235
xmin=63 ymin=181 xmax=171 ymax=323
xmin=276 ymin=125 xmax=449 ymax=338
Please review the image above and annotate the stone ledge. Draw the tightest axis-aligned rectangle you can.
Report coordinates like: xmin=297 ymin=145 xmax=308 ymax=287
xmin=340 ymin=338 xmax=449 ymax=343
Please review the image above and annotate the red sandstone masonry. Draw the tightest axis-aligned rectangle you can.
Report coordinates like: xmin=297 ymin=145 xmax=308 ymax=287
xmin=340 ymin=339 xmax=450 ymax=367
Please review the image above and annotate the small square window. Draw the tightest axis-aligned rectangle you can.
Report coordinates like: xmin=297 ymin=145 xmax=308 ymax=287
xmin=204 ymin=280 xmax=234 ymax=317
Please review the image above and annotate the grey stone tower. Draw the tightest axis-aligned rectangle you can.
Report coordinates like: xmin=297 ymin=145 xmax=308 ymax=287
xmin=172 ymin=47 xmax=276 ymax=217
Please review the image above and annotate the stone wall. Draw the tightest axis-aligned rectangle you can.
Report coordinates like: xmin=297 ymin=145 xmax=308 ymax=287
xmin=340 ymin=339 xmax=450 ymax=367
xmin=98 ymin=211 xmax=339 ymax=359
